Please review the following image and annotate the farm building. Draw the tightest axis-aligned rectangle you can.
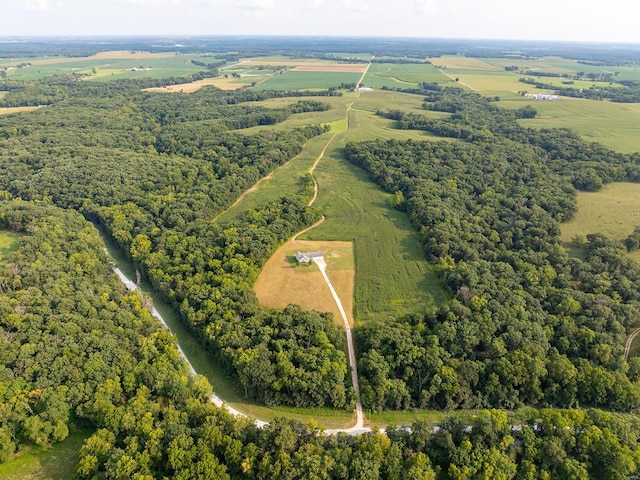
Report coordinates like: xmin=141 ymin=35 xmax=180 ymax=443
xmin=295 ymin=251 xmax=324 ymax=263
xmin=356 ymin=86 xmax=373 ymax=92
xmin=528 ymin=93 xmax=559 ymax=101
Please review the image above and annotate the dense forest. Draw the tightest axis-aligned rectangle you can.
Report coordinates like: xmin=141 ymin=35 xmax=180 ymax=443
xmin=0 ymin=79 xmax=349 ymax=409
xmin=2 ymin=202 xmax=640 ymax=478
xmin=4 ymin=47 xmax=640 ymax=477
xmin=348 ymin=87 xmax=640 ymax=413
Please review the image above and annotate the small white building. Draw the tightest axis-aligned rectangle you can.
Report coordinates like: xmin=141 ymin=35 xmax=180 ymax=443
xmin=295 ymin=251 xmax=324 ymax=263
xmin=528 ymin=93 xmax=559 ymax=101
xmin=356 ymin=86 xmax=373 ymax=92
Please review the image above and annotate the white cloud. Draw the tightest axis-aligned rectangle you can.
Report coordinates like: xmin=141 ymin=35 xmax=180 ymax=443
xmin=305 ymin=0 xmax=325 ymax=9
xmin=105 ymin=0 xmax=182 ymax=5
xmin=23 ymin=0 xmax=53 ymax=11
xmin=413 ymin=0 xmax=437 ymax=15
xmin=342 ymin=0 xmax=371 ymax=13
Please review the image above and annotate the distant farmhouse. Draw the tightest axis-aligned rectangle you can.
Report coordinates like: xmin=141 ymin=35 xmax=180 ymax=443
xmin=295 ymin=251 xmax=324 ymax=264
xmin=528 ymin=93 xmax=559 ymax=101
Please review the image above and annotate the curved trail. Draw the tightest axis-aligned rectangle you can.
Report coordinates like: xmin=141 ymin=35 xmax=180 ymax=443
xmin=625 ymin=327 xmax=640 ymax=360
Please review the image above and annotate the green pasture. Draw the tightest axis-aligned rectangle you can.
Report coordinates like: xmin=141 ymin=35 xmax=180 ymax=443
xmin=560 ymin=182 xmax=640 ymax=262
xmin=0 ymin=429 xmax=91 ymax=480
xmin=254 ymin=71 xmax=362 ymax=91
xmin=220 ymin=89 xmax=448 ymax=321
xmin=0 ymin=231 xmax=20 ymax=264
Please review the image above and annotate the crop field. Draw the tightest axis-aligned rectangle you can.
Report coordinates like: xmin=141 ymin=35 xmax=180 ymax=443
xmin=0 ymin=429 xmax=91 ymax=480
xmin=254 ymin=240 xmax=355 ymax=326
xmin=560 ymin=182 xmax=640 ymax=262
xmin=254 ymin=71 xmax=362 ymax=91
xmin=0 ymin=231 xmax=20 ymax=264
xmin=362 ymin=63 xmax=449 ymax=88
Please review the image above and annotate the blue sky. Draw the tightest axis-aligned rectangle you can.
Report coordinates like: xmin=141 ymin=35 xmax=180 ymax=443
xmin=2 ymin=0 xmax=640 ymax=43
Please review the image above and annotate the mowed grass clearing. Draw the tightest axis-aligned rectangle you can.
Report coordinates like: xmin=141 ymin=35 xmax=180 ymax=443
xmin=0 ymin=429 xmax=91 ymax=480
xmin=560 ymin=182 xmax=640 ymax=262
xmin=254 ymin=239 xmax=355 ymax=326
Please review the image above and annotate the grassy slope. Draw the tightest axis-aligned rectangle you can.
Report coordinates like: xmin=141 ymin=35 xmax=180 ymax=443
xmin=0 ymin=430 xmax=91 ymax=480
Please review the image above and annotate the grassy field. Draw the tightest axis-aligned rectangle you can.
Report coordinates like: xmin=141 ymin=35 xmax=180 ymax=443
xmin=560 ymin=182 xmax=640 ymax=262
xmin=305 ymin=132 xmax=448 ymax=322
xmin=0 ymin=430 xmax=91 ymax=480
xmin=254 ymin=239 xmax=355 ymax=326
xmin=219 ymin=90 xmax=448 ymax=322
xmin=0 ymin=231 xmax=20 ymax=263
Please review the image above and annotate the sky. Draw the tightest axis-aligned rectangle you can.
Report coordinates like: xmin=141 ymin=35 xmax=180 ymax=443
xmin=2 ymin=0 xmax=640 ymax=43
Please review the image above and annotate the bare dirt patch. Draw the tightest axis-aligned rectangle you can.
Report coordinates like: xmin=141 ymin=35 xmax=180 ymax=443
xmin=293 ymin=65 xmax=366 ymax=73
xmin=254 ymin=240 xmax=355 ymax=326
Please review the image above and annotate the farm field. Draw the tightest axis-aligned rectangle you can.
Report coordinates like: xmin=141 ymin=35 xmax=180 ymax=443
xmin=254 ymin=71 xmax=362 ymax=90
xmin=0 ymin=230 xmax=20 ymax=263
xmin=254 ymin=240 xmax=355 ymax=327
xmin=419 ymin=56 xmax=640 ymax=153
xmin=362 ymin=62 xmax=450 ymax=89
xmin=0 ymin=429 xmax=91 ymax=480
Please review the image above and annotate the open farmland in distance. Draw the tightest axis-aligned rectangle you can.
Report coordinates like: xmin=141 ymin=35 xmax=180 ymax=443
xmin=0 ymin=51 xmax=213 ymax=81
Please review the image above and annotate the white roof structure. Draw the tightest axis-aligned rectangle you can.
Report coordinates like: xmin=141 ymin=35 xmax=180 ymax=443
xmin=295 ymin=251 xmax=324 ymax=263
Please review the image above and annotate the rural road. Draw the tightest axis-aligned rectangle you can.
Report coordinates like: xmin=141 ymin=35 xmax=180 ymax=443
xmin=356 ymin=55 xmax=374 ymax=89
xmin=314 ymin=257 xmax=365 ymax=433
xmin=112 ymin=265 xmax=269 ymax=428
xmin=435 ymin=67 xmax=476 ymax=91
